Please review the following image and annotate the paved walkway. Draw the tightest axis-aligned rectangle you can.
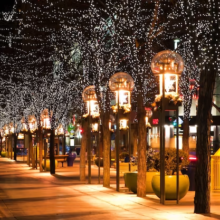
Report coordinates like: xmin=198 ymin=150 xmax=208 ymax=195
xmin=0 ymin=158 xmax=220 ymax=220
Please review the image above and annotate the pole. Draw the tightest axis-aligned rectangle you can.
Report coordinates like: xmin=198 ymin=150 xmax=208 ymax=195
xmin=128 ymin=115 xmax=131 ymax=171
xmin=13 ymin=133 xmax=17 ymax=161
xmin=88 ymin=102 xmax=91 ymax=184
xmin=10 ymin=135 xmax=13 ymax=160
xmin=5 ymin=137 xmax=7 ymax=157
xmin=50 ymin=128 xmax=55 ymax=174
xmin=44 ymin=137 xmax=47 ymax=171
xmin=160 ymin=74 xmax=165 ymax=204
xmin=176 ymin=107 xmax=179 ymax=204
xmin=0 ymin=136 xmax=1 ymax=154
xmin=39 ymin=128 xmax=43 ymax=172
xmin=97 ymin=120 xmax=100 ymax=184
xmin=36 ymin=144 xmax=38 ymax=169
xmin=63 ymin=131 xmax=66 ymax=155
xmin=116 ymin=90 xmax=120 ymax=192
xmin=27 ymin=134 xmax=30 ymax=166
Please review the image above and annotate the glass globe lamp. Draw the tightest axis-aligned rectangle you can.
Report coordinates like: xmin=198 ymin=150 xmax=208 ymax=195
xmin=82 ymin=86 xmax=99 ymax=117
xmin=151 ymin=50 xmax=184 ymax=95
xmin=109 ymin=72 xmax=134 ymax=111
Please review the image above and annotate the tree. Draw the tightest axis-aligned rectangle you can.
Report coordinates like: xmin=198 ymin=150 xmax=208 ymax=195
xmin=193 ymin=0 xmax=219 ymax=212
xmin=89 ymin=0 xmax=168 ymax=197
xmin=177 ymin=42 xmax=200 ymax=155
xmin=69 ymin=0 xmax=174 ymax=195
xmin=167 ymin=0 xmax=220 ymax=213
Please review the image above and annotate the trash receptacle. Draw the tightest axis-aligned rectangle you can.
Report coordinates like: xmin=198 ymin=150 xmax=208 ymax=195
xmin=67 ymin=152 xmax=76 ymax=166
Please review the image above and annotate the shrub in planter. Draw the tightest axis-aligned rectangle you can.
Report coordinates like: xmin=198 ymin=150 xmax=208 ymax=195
xmin=152 ymin=148 xmax=189 ymax=175
xmin=151 ymin=148 xmax=190 ymax=200
xmin=147 ymin=148 xmax=160 ymax=171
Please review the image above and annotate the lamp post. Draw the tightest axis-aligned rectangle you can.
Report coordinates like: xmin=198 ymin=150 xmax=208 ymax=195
xmin=41 ymin=109 xmax=52 ymax=173
xmin=55 ymin=124 xmax=64 ymax=155
xmin=21 ymin=117 xmax=28 ymax=165
xmin=27 ymin=116 xmax=37 ymax=168
xmin=3 ymin=125 xmax=9 ymax=158
xmin=9 ymin=123 xmax=15 ymax=160
xmin=82 ymin=85 xmax=99 ymax=184
xmin=109 ymin=72 xmax=134 ymax=192
xmin=0 ymin=130 xmax=2 ymax=155
xmin=151 ymin=50 xmax=184 ymax=204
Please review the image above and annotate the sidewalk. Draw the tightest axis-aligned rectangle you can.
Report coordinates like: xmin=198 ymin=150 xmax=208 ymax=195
xmin=0 ymin=157 xmax=219 ymax=220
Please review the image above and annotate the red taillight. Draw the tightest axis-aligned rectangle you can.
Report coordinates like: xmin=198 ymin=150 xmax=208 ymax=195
xmin=189 ymin=156 xmax=197 ymax=161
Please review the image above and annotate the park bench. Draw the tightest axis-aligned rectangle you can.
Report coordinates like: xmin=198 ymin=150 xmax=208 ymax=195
xmin=46 ymin=155 xmax=69 ymax=168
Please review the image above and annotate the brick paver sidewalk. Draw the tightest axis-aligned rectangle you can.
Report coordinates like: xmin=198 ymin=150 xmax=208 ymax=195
xmin=0 ymin=157 xmax=219 ymax=220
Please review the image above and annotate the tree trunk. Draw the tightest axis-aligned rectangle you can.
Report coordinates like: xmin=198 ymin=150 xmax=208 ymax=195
xmin=13 ymin=134 xmax=17 ymax=161
xmin=99 ymin=125 xmax=103 ymax=157
xmin=80 ymin=118 xmax=88 ymax=181
xmin=30 ymin=134 xmax=35 ymax=169
xmin=62 ymin=134 xmax=65 ymax=155
xmin=103 ymin=111 xmax=111 ymax=187
xmin=50 ymin=129 xmax=55 ymax=174
xmin=5 ymin=137 xmax=8 ymax=157
xmin=194 ymin=65 xmax=216 ymax=213
xmin=39 ymin=128 xmax=43 ymax=172
xmin=10 ymin=136 xmax=13 ymax=159
xmin=26 ymin=134 xmax=30 ymax=166
xmin=9 ymin=135 xmax=13 ymax=160
xmin=132 ymin=124 xmax=138 ymax=156
xmin=182 ymin=118 xmax=189 ymax=155
xmin=137 ymin=93 xmax=147 ymax=197
xmin=87 ymin=116 xmax=92 ymax=183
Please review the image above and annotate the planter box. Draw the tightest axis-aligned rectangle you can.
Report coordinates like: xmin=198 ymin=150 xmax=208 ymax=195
xmin=151 ymin=175 xmax=189 ymax=200
xmin=1 ymin=152 xmax=6 ymax=157
xmin=42 ymin=159 xmax=58 ymax=171
xmin=124 ymin=171 xmax=159 ymax=193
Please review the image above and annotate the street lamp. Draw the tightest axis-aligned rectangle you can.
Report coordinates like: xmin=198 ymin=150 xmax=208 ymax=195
xmin=82 ymin=85 xmax=99 ymax=118
xmin=119 ymin=119 xmax=129 ymax=130
xmin=41 ymin=109 xmax=51 ymax=130
xmin=109 ymin=72 xmax=134 ymax=113
xmin=151 ymin=50 xmax=184 ymax=95
xmin=151 ymin=50 xmax=184 ymax=205
xmin=9 ymin=123 xmax=15 ymax=134
xmin=82 ymin=85 xmax=99 ymax=184
xmin=28 ymin=116 xmax=37 ymax=133
xmin=3 ymin=124 xmax=9 ymax=136
xmin=21 ymin=117 xmax=28 ymax=132
xmin=109 ymin=72 xmax=134 ymax=192
xmin=92 ymin=123 xmax=98 ymax=133
xmin=55 ymin=124 xmax=64 ymax=136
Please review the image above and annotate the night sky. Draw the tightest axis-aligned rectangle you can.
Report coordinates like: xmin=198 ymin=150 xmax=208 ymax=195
xmin=0 ymin=0 xmax=15 ymax=12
